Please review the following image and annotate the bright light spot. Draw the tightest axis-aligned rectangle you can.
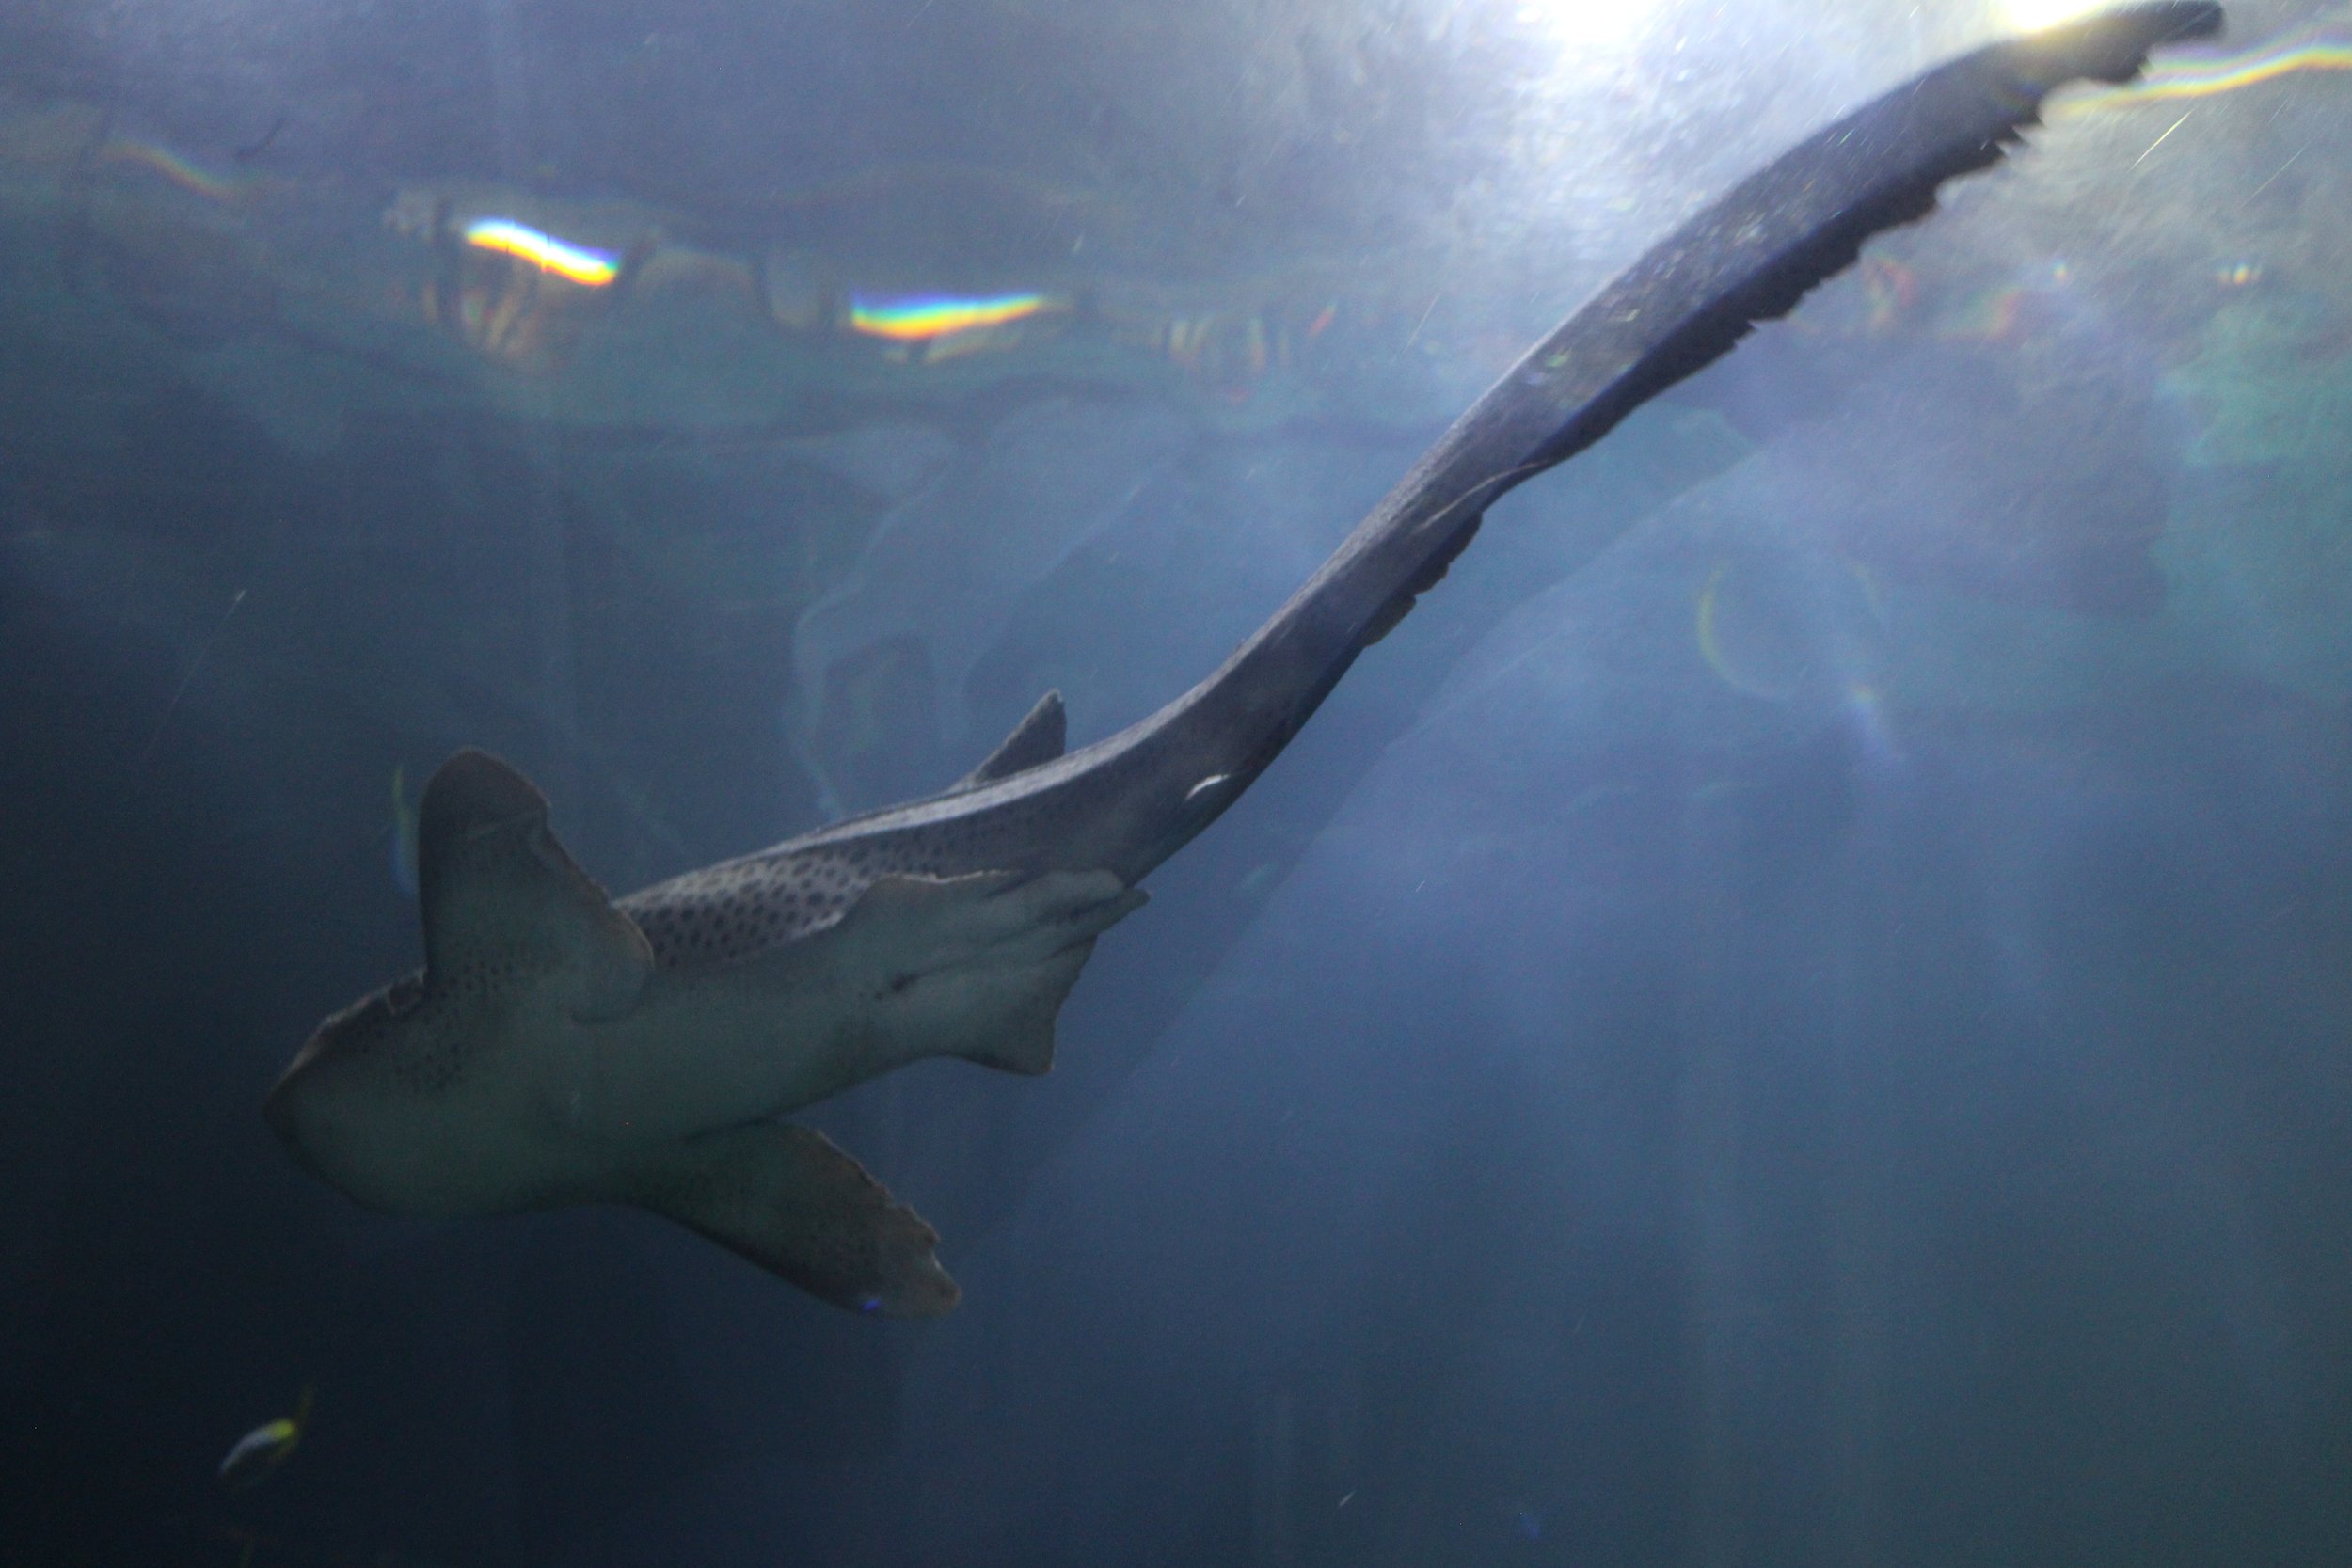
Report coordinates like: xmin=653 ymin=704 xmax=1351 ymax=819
xmin=2000 ymin=0 xmax=2105 ymax=31
xmin=1514 ymin=0 xmax=1655 ymax=49
xmin=462 ymin=219 xmax=620 ymax=286
xmin=848 ymin=293 xmax=1050 ymax=341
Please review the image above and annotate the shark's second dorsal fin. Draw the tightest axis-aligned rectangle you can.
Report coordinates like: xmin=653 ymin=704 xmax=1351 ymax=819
xmin=418 ymin=749 xmax=654 ymax=1022
xmin=960 ymin=690 xmax=1066 ymax=788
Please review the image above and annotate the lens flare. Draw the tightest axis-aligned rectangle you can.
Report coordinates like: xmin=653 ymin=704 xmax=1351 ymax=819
xmin=2061 ymin=21 xmax=2352 ymax=110
xmin=97 ymin=137 xmax=252 ymax=204
xmin=848 ymin=293 xmax=1051 ymax=341
xmin=461 ymin=219 xmax=621 ymax=286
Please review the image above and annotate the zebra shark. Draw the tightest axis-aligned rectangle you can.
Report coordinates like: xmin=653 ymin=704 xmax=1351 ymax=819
xmin=265 ymin=4 xmax=2219 ymax=1316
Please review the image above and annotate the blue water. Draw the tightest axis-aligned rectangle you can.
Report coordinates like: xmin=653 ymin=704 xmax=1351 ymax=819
xmin=3 ymin=0 xmax=2350 ymax=1563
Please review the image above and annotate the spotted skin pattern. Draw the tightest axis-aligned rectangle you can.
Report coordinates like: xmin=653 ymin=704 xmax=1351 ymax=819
xmin=617 ymin=802 xmax=1055 ymax=972
xmin=621 ymin=852 xmax=874 ymax=969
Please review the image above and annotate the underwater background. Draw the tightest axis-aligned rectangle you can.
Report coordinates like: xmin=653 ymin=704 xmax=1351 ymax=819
xmin=4 ymin=0 xmax=2352 ymax=1562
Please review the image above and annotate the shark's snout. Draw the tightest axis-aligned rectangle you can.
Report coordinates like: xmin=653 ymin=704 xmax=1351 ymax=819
xmin=262 ymin=1073 xmax=293 ymax=1143
xmin=262 ymin=1059 xmax=313 ymax=1165
xmin=260 ymin=1001 xmax=501 ymax=1219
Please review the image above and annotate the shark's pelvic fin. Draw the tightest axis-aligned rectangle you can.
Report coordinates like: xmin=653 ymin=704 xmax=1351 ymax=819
xmin=960 ymin=689 xmax=1068 ymax=788
xmin=812 ymin=868 xmax=1146 ymax=1076
xmin=417 ymin=749 xmax=653 ymax=1023
xmin=630 ymin=1121 xmax=960 ymax=1317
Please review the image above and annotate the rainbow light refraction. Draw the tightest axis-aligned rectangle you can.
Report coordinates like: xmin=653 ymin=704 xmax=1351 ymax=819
xmin=462 ymin=219 xmax=620 ymax=286
xmin=2068 ymin=23 xmax=2352 ymax=109
xmin=98 ymin=138 xmax=250 ymax=203
xmin=849 ymin=293 xmax=1048 ymax=341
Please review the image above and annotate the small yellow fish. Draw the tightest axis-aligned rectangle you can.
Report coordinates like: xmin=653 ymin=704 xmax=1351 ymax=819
xmin=217 ymin=1384 xmax=313 ymax=1490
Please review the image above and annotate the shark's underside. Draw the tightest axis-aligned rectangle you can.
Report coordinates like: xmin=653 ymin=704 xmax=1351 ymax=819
xmin=267 ymin=4 xmax=2223 ymax=1316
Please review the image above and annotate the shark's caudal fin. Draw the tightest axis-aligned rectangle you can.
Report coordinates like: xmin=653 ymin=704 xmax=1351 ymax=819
xmin=809 ymin=868 xmax=1148 ymax=1076
xmin=629 ymin=1121 xmax=960 ymax=1317
xmin=959 ymin=690 xmax=1068 ymax=788
xmin=1096 ymin=2 xmax=2222 ymax=884
xmin=417 ymin=750 xmax=653 ymax=1022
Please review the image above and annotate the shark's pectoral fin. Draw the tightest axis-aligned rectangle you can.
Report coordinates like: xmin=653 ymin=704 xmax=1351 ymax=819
xmin=822 ymin=869 xmax=1146 ymax=1077
xmin=631 ymin=1121 xmax=958 ymax=1317
xmin=959 ymin=689 xmax=1067 ymax=787
xmin=417 ymin=749 xmax=653 ymax=1022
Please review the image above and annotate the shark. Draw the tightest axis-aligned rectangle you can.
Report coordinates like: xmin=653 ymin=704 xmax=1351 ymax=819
xmin=265 ymin=4 xmax=2220 ymax=1318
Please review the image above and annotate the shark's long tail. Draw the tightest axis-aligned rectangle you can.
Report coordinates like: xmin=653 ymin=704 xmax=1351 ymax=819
xmin=1110 ymin=1 xmax=2217 ymax=876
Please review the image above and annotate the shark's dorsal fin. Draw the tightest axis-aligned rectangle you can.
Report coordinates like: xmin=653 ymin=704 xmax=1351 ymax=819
xmin=418 ymin=749 xmax=654 ymax=1022
xmin=959 ymin=690 xmax=1066 ymax=788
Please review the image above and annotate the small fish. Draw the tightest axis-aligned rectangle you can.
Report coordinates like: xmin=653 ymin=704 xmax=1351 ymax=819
xmin=218 ymin=1385 xmax=314 ymax=1489
xmin=389 ymin=767 xmax=420 ymax=899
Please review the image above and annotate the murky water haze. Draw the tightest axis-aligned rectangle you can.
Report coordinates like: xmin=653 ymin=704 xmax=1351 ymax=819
xmin=3 ymin=0 xmax=2351 ymax=1563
